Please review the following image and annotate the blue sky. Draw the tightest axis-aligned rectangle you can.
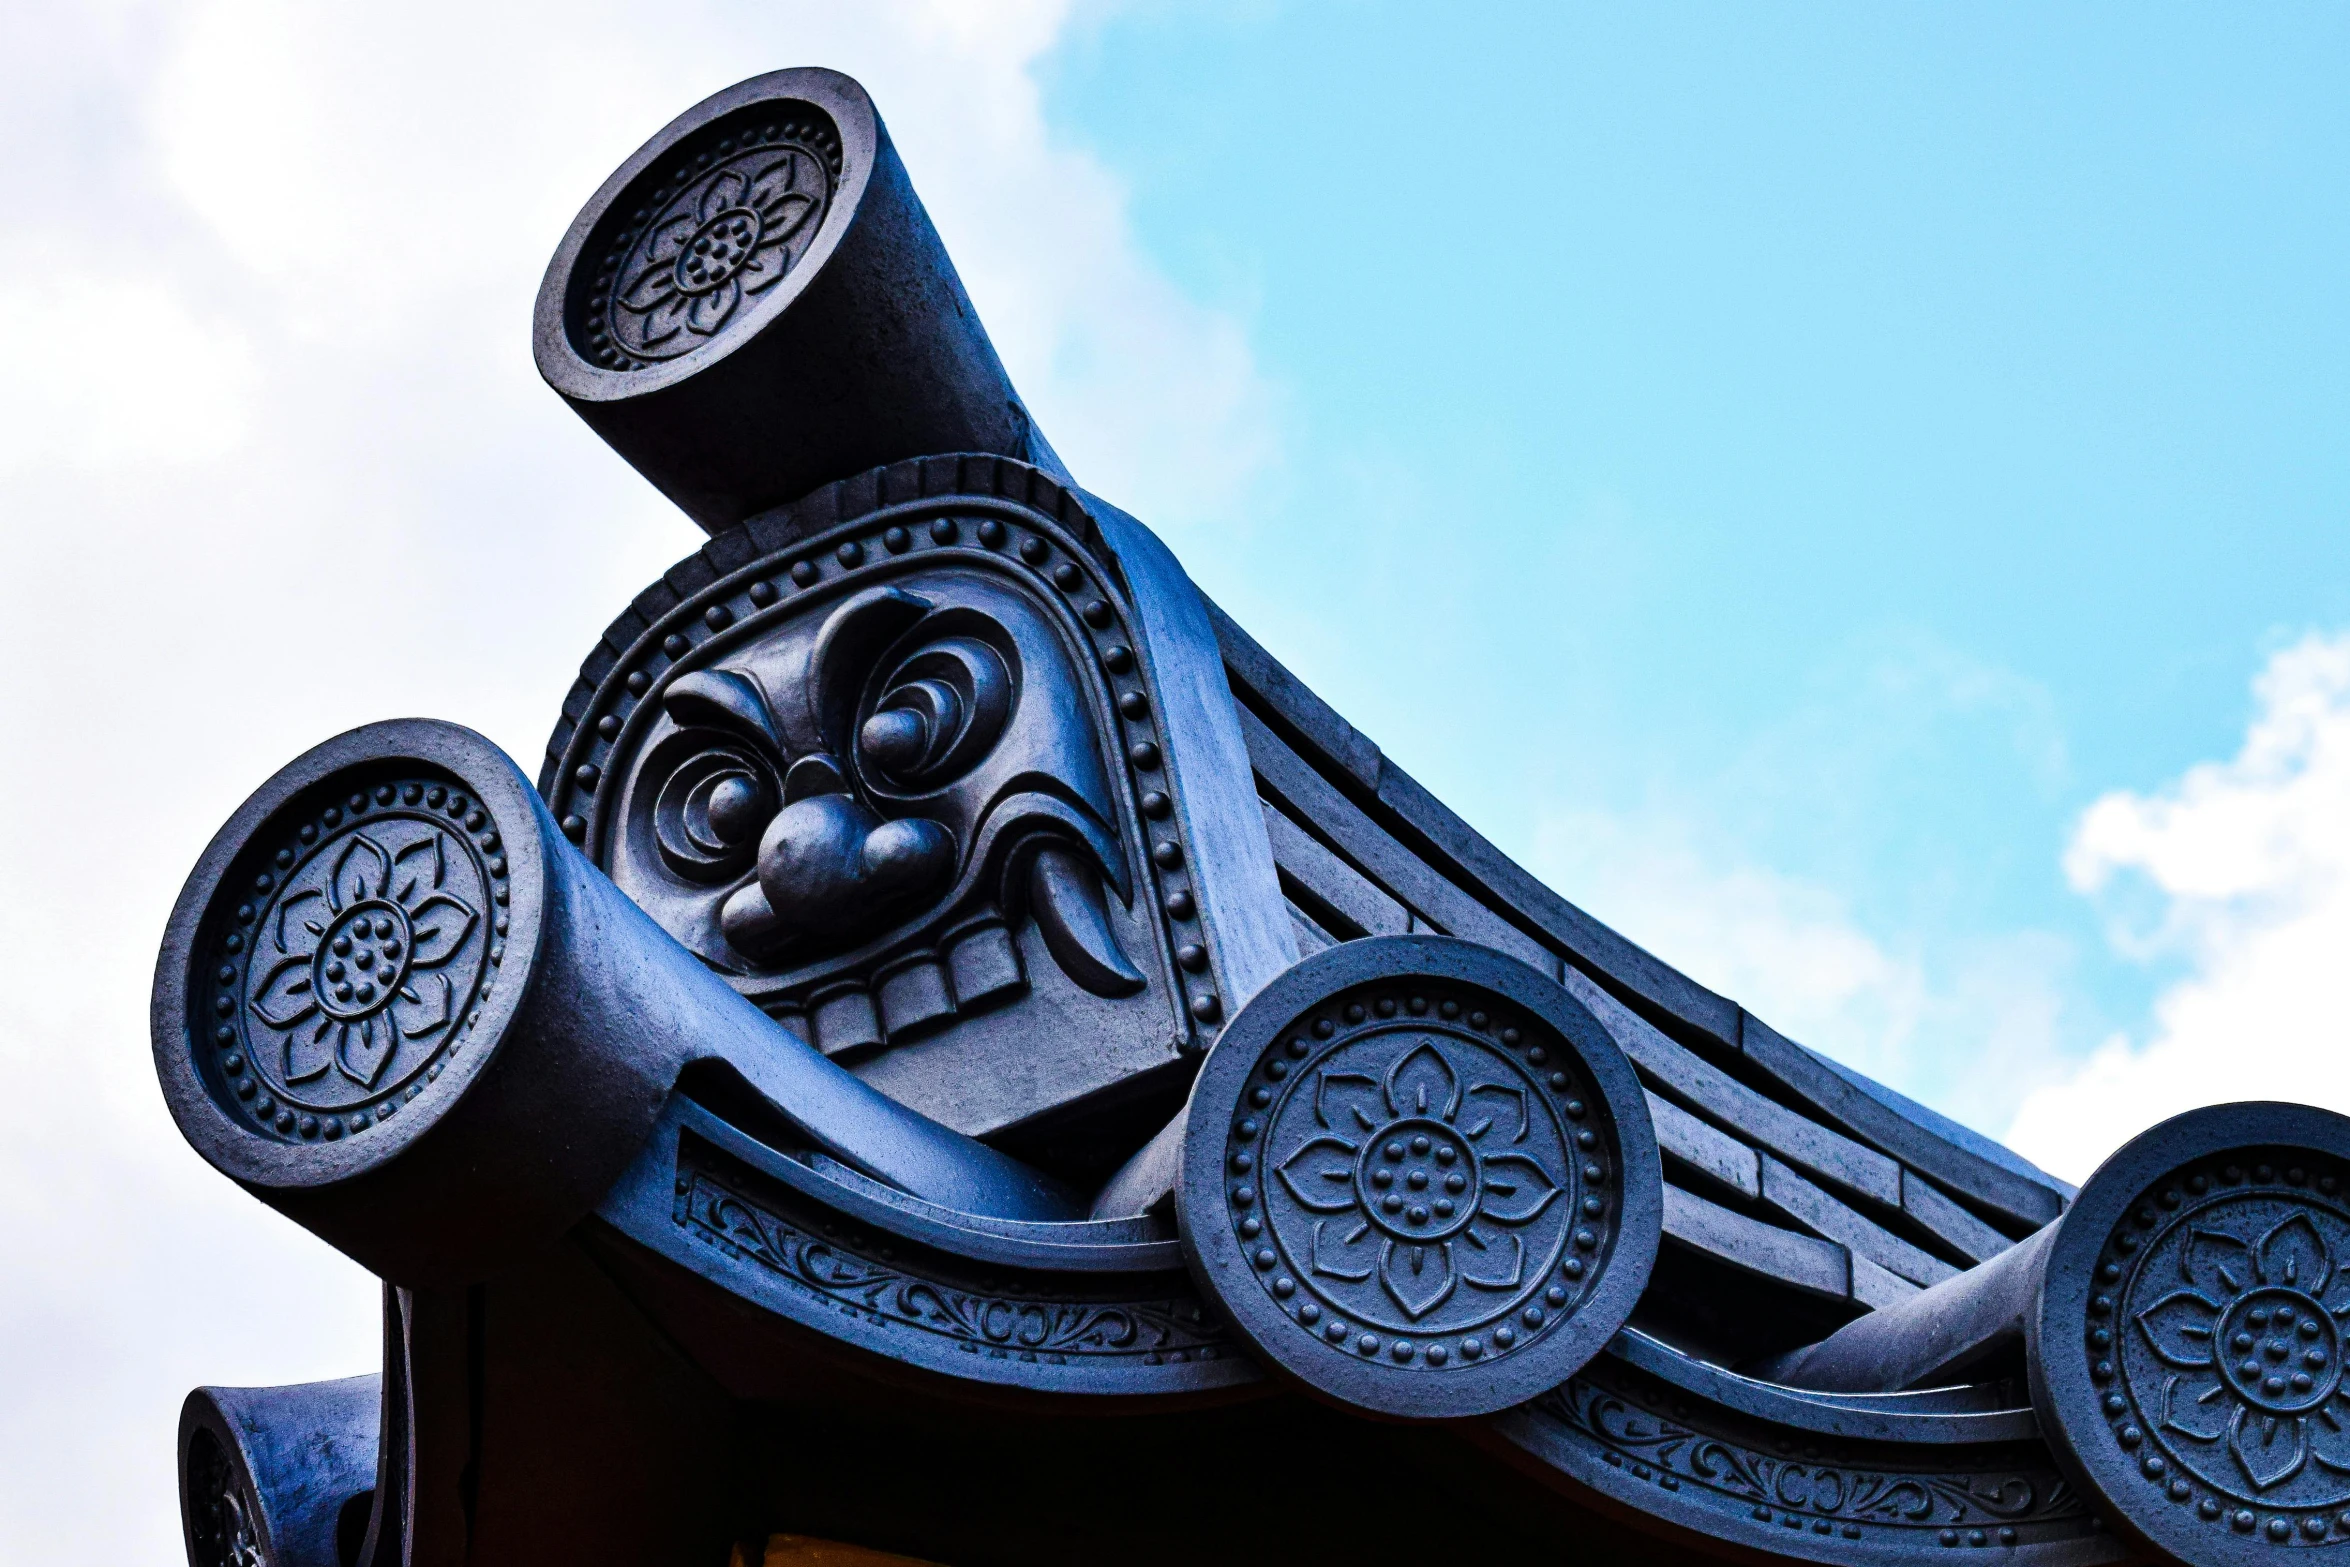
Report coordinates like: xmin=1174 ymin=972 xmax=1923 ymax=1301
xmin=4 ymin=4 xmax=2349 ymax=1553
xmin=1027 ymin=2 xmax=2350 ymax=1154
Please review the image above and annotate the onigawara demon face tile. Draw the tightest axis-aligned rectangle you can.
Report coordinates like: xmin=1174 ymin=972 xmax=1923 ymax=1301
xmin=613 ymin=568 xmax=1135 ymax=992
xmin=543 ymin=463 xmax=1251 ymax=1140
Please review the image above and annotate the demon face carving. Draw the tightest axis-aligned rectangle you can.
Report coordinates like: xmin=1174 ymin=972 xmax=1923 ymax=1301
xmin=620 ymin=576 xmax=1138 ymax=993
xmin=590 ymin=542 xmax=1188 ymax=1135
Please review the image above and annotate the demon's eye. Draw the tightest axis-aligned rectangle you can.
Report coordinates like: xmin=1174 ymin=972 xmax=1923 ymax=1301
xmin=653 ymin=744 xmax=776 ymax=882
xmin=856 ymin=635 xmax=1011 ymax=792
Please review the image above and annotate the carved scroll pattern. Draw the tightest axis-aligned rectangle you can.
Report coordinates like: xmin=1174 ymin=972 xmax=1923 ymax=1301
xmin=674 ymin=1167 xmax=1231 ymax=1364
xmin=1528 ymin=1368 xmax=2087 ymax=1542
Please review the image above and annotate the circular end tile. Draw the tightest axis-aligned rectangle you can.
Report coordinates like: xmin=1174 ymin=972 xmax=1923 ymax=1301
xmin=1176 ymin=935 xmax=1660 ymax=1419
xmin=2031 ymin=1101 xmax=2350 ymax=1563
xmin=151 ymin=719 xmax=545 ymax=1195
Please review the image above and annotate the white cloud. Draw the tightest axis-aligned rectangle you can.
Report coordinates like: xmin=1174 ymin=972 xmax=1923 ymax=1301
xmin=2008 ymin=632 xmax=2350 ymax=1182
xmin=1533 ymin=629 xmax=2350 ymax=1192
xmin=0 ymin=3 xmax=1270 ymax=1556
xmin=878 ymin=10 xmax=1276 ymax=530
xmin=0 ymin=266 xmax=257 ymax=471
xmin=1519 ymin=632 xmax=2086 ymax=1148
xmin=1537 ymin=810 xmax=1926 ymax=1055
xmin=1532 ymin=810 xmax=2076 ymax=1142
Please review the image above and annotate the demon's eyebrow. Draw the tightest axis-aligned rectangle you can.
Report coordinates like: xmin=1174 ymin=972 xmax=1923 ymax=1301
xmin=660 ymin=668 xmax=783 ymax=759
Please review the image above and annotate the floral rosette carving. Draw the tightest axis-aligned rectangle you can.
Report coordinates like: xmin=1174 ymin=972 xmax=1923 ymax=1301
xmin=577 ymin=122 xmax=837 ymax=370
xmin=2046 ymin=1144 xmax=2350 ymax=1554
xmin=2111 ymin=1176 xmax=2350 ymax=1520
xmin=1231 ymin=986 xmax=1606 ymax=1367
xmin=1276 ymin=1040 xmax=1568 ymax=1323
xmin=206 ymin=780 xmax=505 ymax=1141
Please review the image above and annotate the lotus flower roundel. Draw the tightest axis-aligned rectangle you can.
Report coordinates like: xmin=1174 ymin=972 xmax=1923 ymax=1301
xmin=1237 ymin=985 xmax=1607 ymax=1353
xmin=217 ymin=779 xmax=504 ymax=1138
xmin=1179 ymin=936 xmax=1660 ymax=1422
xmin=2123 ymin=1191 xmax=2350 ymax=1505
xmin=1274 ymin=1038 xmax=1571 ymax=1327
xmin=586 ymin=130 xmax=834 ymax=369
